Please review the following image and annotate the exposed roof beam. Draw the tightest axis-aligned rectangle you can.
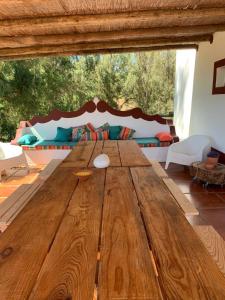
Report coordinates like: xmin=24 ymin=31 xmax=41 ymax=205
xmin=0 ymin=24 xmax=222 ymax=49
xmin=0 ymin=8 xmax=225 ymax=36
xmin=0 ymin=35 xmax=211 ymax=58
xmin=0 ymin=44 xmax=199 ymax=61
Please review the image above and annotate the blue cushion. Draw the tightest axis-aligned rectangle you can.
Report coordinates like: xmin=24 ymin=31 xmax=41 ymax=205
xmin=18 ymin=134 xmax=37 ymax=145
xmin=109 ymin=126 xmax=122 ymax=140
xmin=54 ymin=127 xmax=72 ymax=142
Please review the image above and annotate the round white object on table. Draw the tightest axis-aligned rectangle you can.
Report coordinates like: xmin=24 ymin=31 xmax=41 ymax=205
xmin=93 ymin=154 xmax=110 ymax=168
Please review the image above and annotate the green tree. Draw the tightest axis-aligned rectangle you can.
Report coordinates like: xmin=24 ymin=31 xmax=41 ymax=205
xmin=0 ymin=51 xmax=176 ymax=142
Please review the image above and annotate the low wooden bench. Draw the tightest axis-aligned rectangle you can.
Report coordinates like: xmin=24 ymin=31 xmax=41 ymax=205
xmin=163 ymin=177 xmax=199 ymax=216
xmin=151 ymin=160 xmax=168 ymax=178
xmin=0 ymin=159 xmax=62 ymax=233
xmin=39 ymin=159 xmax=62 ymax=180
xmin=194 ymin=225 xmax=225 ymax=276
xmin=0 ymin=180 xmax=42 ymax=232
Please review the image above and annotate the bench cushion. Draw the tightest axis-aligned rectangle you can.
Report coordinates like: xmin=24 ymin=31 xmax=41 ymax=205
xmin=135 ymin=137 xmax=172 ymax=147
xmin=21 ymin=137 xmax=171 ymax=150
xmin=135 ymin=137 xmax=160 ymax=147
xmin=21 ymin=140 xmax=78 ymax=150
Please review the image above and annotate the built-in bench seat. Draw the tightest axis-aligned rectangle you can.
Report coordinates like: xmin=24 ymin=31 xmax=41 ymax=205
xmin=21 ymin=138 xmax=171 ymax=151
xmin=21 ymin=140 xmax=78 ymax=150
xmin=12 ymin=98 xmax=178 ymax=164
xmin=134 ymin=137 xmax=171 ymax=148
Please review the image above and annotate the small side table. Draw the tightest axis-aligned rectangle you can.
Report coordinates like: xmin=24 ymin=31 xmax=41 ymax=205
xmin=191 ymin=162 xmax=225 ymax=188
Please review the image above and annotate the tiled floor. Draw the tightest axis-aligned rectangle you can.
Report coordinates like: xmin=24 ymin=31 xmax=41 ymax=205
xmin=164 ymin=163 xmax=225 ymax=240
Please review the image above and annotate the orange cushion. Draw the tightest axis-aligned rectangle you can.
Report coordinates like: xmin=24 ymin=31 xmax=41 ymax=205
xmin=155 ymin=132 xmax=173 ymax=142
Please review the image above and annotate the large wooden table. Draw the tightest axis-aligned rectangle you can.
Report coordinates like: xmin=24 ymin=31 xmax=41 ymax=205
xmin=0 ymin=140 xmax=225 ymax=299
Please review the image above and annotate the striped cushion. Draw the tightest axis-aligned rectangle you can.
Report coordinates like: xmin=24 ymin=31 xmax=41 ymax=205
xmin=80 ymin=130 xmax=109 ymax=141
xmin=21 ymin=140 xmax=78 ymax=150
xmin=85 ymin=122 xmax=110 ymax=132
xmin=72 ymin=126 xmax=86 ymax=141
xmin=98 ymin=123 xmax=110 ymax=131
xmin=135 ymin=138 xmax=172 ymax=148
xmin=119 ymin=127 xmax=135 ymax=140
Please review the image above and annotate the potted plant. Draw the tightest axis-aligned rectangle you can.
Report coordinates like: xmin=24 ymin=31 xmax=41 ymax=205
xmin=204 ymin=151 xmax=220 ymax=169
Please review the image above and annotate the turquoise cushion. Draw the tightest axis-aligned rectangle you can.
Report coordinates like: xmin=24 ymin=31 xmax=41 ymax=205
xmin=134 ymin=137 xmax=160 ymax=147
xmin=54 ymin=127 xmax=72 ymax=142
xmin=18 ymin=134 xmax=37 ymax=145
xmin=109 ymin=126 xmax=122 ymax=140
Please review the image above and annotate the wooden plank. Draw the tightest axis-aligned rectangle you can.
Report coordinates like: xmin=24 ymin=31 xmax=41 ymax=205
xmin=39 ymin=159 xmax=62 ymax=180
xmin=1 ymin=8 xmax=225 ymax=36
xmin=102 ymin=141 xmax=121 ymax=167
xmin=163 ymin=177 xmax=199 ymax=216
xmin=29 ymin=168 xmax=105 ymax=300
xmin=103 ymin=140 xmax=117 ymax=148
xmin=88 ymin=140 xmax=104 ymax=167
xmin=194 ymin=225 xmax=225 ymax=276
xmin=98 ymin=167 xmax=161 ymax=299
xmin=0 ymin=27 xmax=216 ymax=49
xmin=0 ymin=35 xmax=212 ymax=59
xmin=0 ymin=44 xmax=199 ymax=61
xmin=118 ymin=140 xmax=151 ymax=167
xmin=0 ymin=184 xmax=30 ymax=217
xmin=0 ymin=167 xmax=79 ymax=299
xmin=131 ymin=167 xmax=225 ymax=299
xmin=0 ymin=180 xmax=43 ymax=232
xmin=151 ymin=160 xmax=168 ymax=178
xmin=61 ymin=141 xmax=95 ymax=168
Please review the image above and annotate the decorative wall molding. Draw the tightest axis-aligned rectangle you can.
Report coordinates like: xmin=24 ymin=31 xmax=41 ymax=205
xmin=96 ymin=100 xmax=169 ymax=124
xmin=27 ymin=99 xmax=171 ymax=126
xmin=28 ymin=101 xmax=96 ymax=126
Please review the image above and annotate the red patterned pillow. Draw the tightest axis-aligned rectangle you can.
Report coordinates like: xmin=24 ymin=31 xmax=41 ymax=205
xmin=85 ymin=122 xmax=95 ymax=132
xmin=155 ymin=132 xmax=173 ymax=142
xmin=119 ymin=127 xmax=135 ymax=140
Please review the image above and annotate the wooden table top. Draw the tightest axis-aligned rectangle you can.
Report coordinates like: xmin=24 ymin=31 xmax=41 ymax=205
xmin=0 ymin=140 xmax=225 ymax=299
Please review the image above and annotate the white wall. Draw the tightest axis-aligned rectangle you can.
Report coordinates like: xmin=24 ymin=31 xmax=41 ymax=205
xmin=189 ymin=32 xmax=225 ymax=152
xmin=174 ymin=49 xmax=196 ymax=139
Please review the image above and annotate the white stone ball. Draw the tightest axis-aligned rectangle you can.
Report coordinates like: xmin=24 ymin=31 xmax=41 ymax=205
xmin=93 ymin=154 xmax=110 ymax=168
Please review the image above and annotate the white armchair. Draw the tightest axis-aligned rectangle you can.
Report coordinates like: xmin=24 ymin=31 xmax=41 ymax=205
xmin=165 ymin=135 xmax=211 ymax=169
xmin=0 ymin=143 xmax=29 ymax=181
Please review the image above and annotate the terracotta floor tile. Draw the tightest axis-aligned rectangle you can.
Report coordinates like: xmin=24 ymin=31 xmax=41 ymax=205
xmin=199 ymin=208 xmax=225 ymax=228
xmin=174 ymin=179 xmax=207 ymax=193
xmin=213 ymin=227 xmax=225 ymax=241
xmin=185 ymin=193 xmax=225 ymax=209
xmin=203 ymin=185 xmax=225 ymax=193
xmin=216 ymin=193 xmax=225 ymax=200
xmin=0 ymin=186 xmax=18 ymax=197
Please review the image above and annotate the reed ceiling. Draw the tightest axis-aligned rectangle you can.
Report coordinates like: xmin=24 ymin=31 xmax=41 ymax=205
xmin=0 ymin=0 xmax=225 ymax=59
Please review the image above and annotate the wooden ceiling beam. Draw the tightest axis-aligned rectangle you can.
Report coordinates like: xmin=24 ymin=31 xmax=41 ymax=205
xmin=0 ymin=24 xmax=223 ymax=49
xmin=0 ymin=8 xmax=225 ymax=36
xmin=0 ymin=35 xmax=212 ymax=57
xmin=0 ymin=44 xmax=199 ymax=61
